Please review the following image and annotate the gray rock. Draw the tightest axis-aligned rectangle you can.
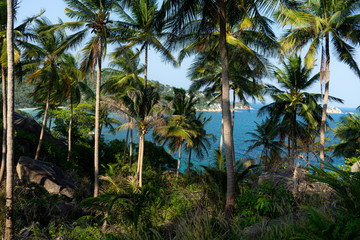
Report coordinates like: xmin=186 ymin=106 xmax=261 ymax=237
xmin=351 ymin=161 xmax=360 ymax=172
xmin=256 ymin=168 xmax=331 ymax=198
xmin=14 ymin=112 xmax=66 ymax=158
xmin=16 ymin=156 xmax=75 ymax=198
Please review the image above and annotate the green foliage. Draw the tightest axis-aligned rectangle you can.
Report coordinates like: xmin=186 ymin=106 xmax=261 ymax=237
xmin=235 ymin=180 xmax=296 ymax=227
xmin=142 ymin=141 xmax=177 ymax=170
xmin=293 ymin=163 xmax=360 ymax=239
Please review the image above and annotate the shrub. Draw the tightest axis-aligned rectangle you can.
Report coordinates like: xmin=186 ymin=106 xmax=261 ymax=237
xmin=235 ymin=180 xmax=296 ymax=227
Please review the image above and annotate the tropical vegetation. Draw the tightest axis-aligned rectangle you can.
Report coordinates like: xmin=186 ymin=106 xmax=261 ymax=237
xmin=1 ymin=0 xmax=360 ymax=239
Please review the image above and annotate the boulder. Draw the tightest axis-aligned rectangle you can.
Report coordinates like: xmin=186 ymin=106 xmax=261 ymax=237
xmin=351 ymin=161 xmax=360 ymax=172
xmin=14 ymin=112 xmax=66 ymax=147
xmin=256 ymin=168 xmax=331 ymax=198
xmin=16 ymin=156 xmax=75 ymax=198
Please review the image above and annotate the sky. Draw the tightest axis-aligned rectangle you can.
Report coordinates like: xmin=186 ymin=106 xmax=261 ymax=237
xmin=16 ymin=0 xmax=360 ymax=108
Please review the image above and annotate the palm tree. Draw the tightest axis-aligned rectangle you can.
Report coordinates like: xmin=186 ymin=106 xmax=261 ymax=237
xmin=246 ymin=118 xmax=283 ymax=169
xmin=102 ymin=48 xmax=144 ymax=173
xmin=114 ymin=0 xmax=176 ymax=89
xmin=185 ymin=112 xmax=215 ymax=172
xmin=5 ymin=0 xmax=14 ymax=237
xmin=155 ymin=88 xmax=197 ymax=176
xmin=333 ymin=113 xmax=360 ymax=158
xmin=106 ymin=85 xmax=165 ymax=187
xmin=163 ymin=0 xmax=284 ymax=214
xmin=60 ymin=0 xmax=119 ymax=197
xmin=259 ymin=55 xmax=341 ymax=167
xmin=279 ymin=0 xmax=360 ymax=169
xmin=60 ymin=53 xmax=94 ymax=161
xmin=0 ymin=2 xmax=40 ymax=183
xmin=23 ymin=17 xmax=78 ymax=161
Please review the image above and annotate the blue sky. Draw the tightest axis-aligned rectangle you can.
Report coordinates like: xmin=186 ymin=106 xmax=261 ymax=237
xmin=17 ymin=0 xmax=360 ymax=108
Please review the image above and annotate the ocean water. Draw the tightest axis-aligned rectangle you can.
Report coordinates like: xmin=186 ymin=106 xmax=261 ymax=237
xmin=22 ymin=104 xmax=355 ymax=172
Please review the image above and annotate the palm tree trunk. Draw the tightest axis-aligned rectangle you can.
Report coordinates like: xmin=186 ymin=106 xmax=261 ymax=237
xmin=319 ymin=33 xmax=330 ymax=170
xmin=291 ymin=109 xmax=296 ymax=168
xmin=144 ymin=41 xmax=148 ymax=89
xmin=129 ymin=118 xmax=133 ymax=175
xmin=176 ymin=143 xmax=182 ymax=177
xmin=122 ymin=125 xmax=130 ymax=165
xmin=137 ymin=132 xmax=145 ymax=187
xmin=5 ymin=0 xmax=14 ymax=237
xmin=219 ymin=0 xmax=235 ymax=219
xmin=35 ymin=80 xmax=53 ymax=161
xmin=232 ymin=89 xmax=236 ymax=166
xmin=0 ymin=65 xmax=6 ymax=183
xmin=220 ymin=118 xmax=224 ymax=156
xmin=188 ymin=148 xmax=192 ymax=172
xmin=94 ymin=52 xmax=102 ymax=197
xmin=67 ymin=97 xmax=73 ymax=161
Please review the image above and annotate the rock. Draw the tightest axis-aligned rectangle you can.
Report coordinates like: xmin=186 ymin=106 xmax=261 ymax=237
xmin=256 ymin=168 xmax=332 ymax=198
xmin=351 ymin=161 xmax=360 ymax=172
xmin=16 ymin=156 xmax=75 ymax=198
xmin=242 ymin=213 xmax=304 ymax=239
xmin=14 ymin=112 xmax=66 ymax=156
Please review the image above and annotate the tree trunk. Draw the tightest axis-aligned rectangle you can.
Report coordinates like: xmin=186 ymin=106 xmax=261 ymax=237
xmin=320 ymin=33 xmax=330 ymax=170
xmin=0 ymin=65 xmax=6 ymax=183
xmin=94 ymin=51 xmax=102 ymax=197
xmin=188 ymin=148 xmax=192 ymax=173
xmin=34 ymin=80 xmax=53 ymax=161
xmin=219 ymin=0 xmax=235 ymax=219
xmin=144 ymin=41 xmax=148 ymax=89
xmin=176 ymin=143 xmax=182 ymax=177
xmin=5 ymin=0 xmax=14 ymax=237
xmin=67 ymin=97 xmax=73 ymax=161
xmin=129 ymin=118 xmax=133 ymax=175
xmin=220 ymin=118 xmax=224 ymax=156
xmin=291 ymin=109 xmax=296 ymax=168
xmin=122 ymin=125 xmax=130 ymax=165
xmin=136 ymin=132 xmax=145 ymax=187
xmin=232 ymin=89 xmax=235 ymax=166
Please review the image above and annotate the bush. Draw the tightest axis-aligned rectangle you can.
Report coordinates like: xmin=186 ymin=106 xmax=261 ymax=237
xmin=235 ymin=180 xmax=296 ymax=227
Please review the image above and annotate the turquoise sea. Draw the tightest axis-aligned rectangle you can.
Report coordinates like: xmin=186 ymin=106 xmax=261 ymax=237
xmin=23 ymin=104 xmax=356 ymax=172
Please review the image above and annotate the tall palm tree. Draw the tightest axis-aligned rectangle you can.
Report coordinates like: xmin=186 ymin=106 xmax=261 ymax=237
xmin=0 ymin=1 xmax=40 ymax=183
xmin=60 ymin=0 xmax=119 ymax=197
xmin=259 ymin=55 xmax=341 ymax=167
xmin=163 ymin=0 xmax=285 ymax=215
xmin=114 ymin=0 xmax=176 ymax=89
xmin=60 ymin=53 xmax=93 ymax=161
xmin=102 ymin=48 xmax=144 ymax=172
xmin=23 ymin=17 xmax=77 ymax=161
xmin=279 ymin=0 xmax=360 ymax=169
xmin=5 ymin=0 xmax=14 ymax=237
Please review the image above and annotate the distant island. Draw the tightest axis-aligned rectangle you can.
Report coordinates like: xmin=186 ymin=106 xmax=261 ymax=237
xmin=327 ymin=106 xmax=343 ymax=114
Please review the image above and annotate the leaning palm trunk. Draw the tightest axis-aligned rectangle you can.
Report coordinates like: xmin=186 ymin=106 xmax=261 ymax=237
xmin=176 ymin=143 xmax=182 ymax=177
xmin=319 ymin=33 xmax=330 ymax=170
xmin=232 ymin=89 xmax=236 ymax=166
xmin=0 ymin=65 xmax=6 ymax=183
xmin=5 ymin=0 xmax=15 ymax=237
xmin=67 ymin=98 xmax=73 ymax=161
xmin=94 ymin=52 xmax=102 ymax=197
xmin=35 ymin=80 xmax=53 ymax=161
xmin=219 ymin=1 xmax=235 ymax=219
